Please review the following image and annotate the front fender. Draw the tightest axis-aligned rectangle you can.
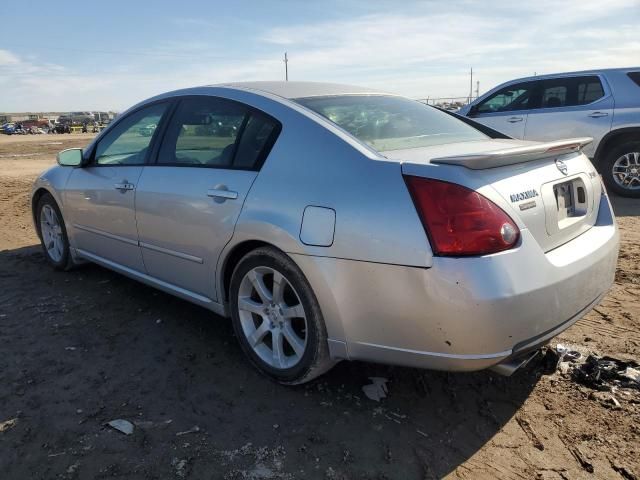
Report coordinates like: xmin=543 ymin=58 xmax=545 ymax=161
xmin=31 ymin=165 xmax=73 ymax=239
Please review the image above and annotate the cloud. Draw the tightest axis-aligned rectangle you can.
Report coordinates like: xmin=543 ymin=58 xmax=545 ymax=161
xmin=0 ymin=49 xmax=20 ymax=66
xmin=1 ymin=0 xmax=638 ymax=110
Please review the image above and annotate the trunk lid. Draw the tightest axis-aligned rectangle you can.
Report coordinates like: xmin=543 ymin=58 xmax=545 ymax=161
xmin=385 ymin=138 xmax=602 ymax=253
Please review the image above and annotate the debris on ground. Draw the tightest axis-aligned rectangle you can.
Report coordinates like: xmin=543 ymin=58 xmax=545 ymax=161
xmin=176 ymin=425 xmax=200 ymax=436
xmin=515 ymin=415 xmax=544 ymax=451
xmin=0 ymin=418 xmax=17 ymax=433
xmin=622 ymin=366 xmax=640 ymax=384
xmin=362 ymin=377 xmax=388 ymax=402
xmin=547 ymin=344 xmax=639 ymax=399
xmin=215 ymin=443 xmax=290 ymax=480
xmin=172 ymin=457 xmax=189 ymax=478
xmin=106 ymin=419 xmax=134 ymax=435
xmin=588 ymin=391 xmax=622 ymax=410
xmin=569 ymin=446 xmax=594 ymax=473
xmin=573 ymin=355 xmax=640 ymax=391
xmin=608 ymin=457 xmax=638 ymax=480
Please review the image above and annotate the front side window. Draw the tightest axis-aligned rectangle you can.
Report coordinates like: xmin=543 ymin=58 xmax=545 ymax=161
xmin=476 ymin=82 xmax=535 ymax=114
xmin=295 ymin=95 xmax=487 ymax=151
xmin=94 ymin=103 xmax=167 ymax=165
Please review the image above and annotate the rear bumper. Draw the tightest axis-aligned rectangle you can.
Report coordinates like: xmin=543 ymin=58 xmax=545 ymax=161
xmin=292 ymin=192 xmax=619 ymax=372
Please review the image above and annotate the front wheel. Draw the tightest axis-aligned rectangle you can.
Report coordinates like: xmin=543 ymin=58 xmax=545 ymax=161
xmin=229 ymin=247 xmax=333 ymax=384
xmin=602 ymin=140 xmax=640 ymax=198
xmin=36 ymin=193 xmax=73 ymax=270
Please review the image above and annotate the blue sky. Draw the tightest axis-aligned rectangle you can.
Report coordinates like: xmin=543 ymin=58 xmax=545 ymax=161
xmin=1 ymin=0 xmax=639 ymax=111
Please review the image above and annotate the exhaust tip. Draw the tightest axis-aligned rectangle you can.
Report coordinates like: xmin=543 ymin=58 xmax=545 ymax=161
xmin=490 ymin=350 xmax=540 ymax=376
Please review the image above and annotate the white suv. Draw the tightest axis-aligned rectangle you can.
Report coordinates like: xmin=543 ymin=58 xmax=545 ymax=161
xmin=459 ymin=68 xmax=640 ymax=197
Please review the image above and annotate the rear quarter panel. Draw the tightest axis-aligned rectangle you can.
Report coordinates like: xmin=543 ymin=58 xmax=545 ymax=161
xmin=218 ymin=88 xmax=434 ymax=269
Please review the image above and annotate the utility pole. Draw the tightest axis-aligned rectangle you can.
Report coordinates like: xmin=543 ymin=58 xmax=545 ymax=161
xmin=469 ymin=67 xmax=473 ymax=103
xmin=284 ymin=52 xmax=289 ymax=81
xmin=475 ymin=80 xmax=480 ymax=100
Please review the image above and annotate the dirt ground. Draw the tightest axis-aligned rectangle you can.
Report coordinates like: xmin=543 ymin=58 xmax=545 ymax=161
xmin=0 ymin=133 xmax=638 ymax=480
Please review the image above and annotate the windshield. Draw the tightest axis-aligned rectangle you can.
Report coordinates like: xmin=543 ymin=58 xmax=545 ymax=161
xmin=295 ymin=95 xmax=487 ymax=151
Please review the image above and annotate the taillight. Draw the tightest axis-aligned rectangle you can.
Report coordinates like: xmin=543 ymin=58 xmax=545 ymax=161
xmin=404 ymin=176 xmax=520 ymax=256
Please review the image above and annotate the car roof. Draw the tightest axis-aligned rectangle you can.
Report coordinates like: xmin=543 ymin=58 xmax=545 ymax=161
xmin=505 ymin=66 xmax=640 ymax=83
xmin=211 ymin=81 xmax=387 ymax=99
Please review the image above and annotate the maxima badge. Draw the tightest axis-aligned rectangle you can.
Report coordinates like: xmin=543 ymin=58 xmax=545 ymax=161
xmin=510 ymin=189 xmax=539 ymax=203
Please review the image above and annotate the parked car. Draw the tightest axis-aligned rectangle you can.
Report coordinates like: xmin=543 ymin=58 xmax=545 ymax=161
xmin=54 ymin=123 xmax=72 ymax=134
xmin=459 ymin=67 xmax=640 ymax=198
xmin=138 ymin=123 xmax=157 ymax=137
xmin=1 ymin=122 xmax=15 ymax=134
xmin=31 ymin=82 xmax=619 ymax=384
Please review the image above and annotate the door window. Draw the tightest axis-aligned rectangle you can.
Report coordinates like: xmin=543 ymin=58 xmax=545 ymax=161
xmin=94 ymin=103 xmax=167 ymax=165
xmin=577 ymin=78 xmax=605 ymax=104
xmin=539 ymin=76 xmax=605 ymax=109
xmin=158 ymin=97 xmax=280 ymax=170
xmin=476 ymin=82 xmax=535 ymax=113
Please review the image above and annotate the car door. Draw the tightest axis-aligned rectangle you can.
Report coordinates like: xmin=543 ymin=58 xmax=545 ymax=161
xmin=134 ymin=96 xmax=281 ymax=301
xmin=467 ymin=81 xmax=536 ymax=139
xmin=523 ymin=75 xmax=613 ymax=158
xmin=64 ymin=102 xmax=169 ymax=271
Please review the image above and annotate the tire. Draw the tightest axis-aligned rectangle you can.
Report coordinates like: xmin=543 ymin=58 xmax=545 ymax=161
xmin=229 ymin=247 xmax=334 ymax=384
xmin=601 ymin=140 xmax=640 ymax=198
xmin=36 ymin=193 xmax=73 ymax=270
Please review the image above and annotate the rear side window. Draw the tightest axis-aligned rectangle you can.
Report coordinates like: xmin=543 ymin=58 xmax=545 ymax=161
xmin=628 ymin=72 xmax=640 ymax=87
xmin=476 ymin=82 xmax=535 ymax=113
xmin=159 ymin=98 xmax=245 ymax=168
xmin=539 ymin=76 xmax=604 ymax=108
xmin=157 ymin=97 xmax=280 ymax=170
xmin=234 ymin=112 xmax=279 ymax=169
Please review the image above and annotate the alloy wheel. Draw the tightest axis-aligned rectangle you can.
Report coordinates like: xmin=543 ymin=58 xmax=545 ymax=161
xmin=237 ymin=266 xmax=308 ymax=370
xmin=40 ymin=204 xmax=64 ymax=262
xmin=612 ymin=151 xmax=640 ymax=191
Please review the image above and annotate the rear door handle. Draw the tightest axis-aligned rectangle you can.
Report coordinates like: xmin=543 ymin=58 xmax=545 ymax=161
xmin=114 ymin=182 xmax=135 ymax=191
xmin=207 ymin=188 xmax=238 ymax=200
xmin=588 ymin=111 xmax=609 ymax=118
xmin=507 ymin=116 xmax=523 ymax=123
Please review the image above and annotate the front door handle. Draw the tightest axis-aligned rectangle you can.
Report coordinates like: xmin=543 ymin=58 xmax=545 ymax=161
xmin=507 ymin=116 xmax=523 ymax=123
xmin=207 ymin=188 xmax=238 ymax=200
xmin=588 ymin=111 xmax=609 ymax=118
xmin=114 ymin=182 xmax=135 ymax=191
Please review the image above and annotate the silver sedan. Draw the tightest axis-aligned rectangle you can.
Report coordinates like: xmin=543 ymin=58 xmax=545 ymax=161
xmin=32 ymin=82 xmax=619 ymax=383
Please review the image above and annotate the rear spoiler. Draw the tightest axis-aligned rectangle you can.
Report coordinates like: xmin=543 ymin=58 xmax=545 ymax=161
xmin=431 ymin=137 xmax=593 ymax=170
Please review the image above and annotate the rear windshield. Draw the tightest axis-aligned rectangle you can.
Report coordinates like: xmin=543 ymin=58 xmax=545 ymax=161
xmin=295 ymin=95 xmax=487 ymax=151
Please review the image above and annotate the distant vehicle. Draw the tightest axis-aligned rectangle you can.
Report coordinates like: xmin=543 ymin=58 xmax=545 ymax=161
xmin=32 ymin=82 xmax=618 ymax=384
xmin=1 ymin=123 xmax=15 ymax=134
xmin=54 ymin=124 xmax=72 ymax=134
xmin=139 ymin=123 xmax=157 ymax=137
xmin=459 ymin=67 xmax=640 ymax=197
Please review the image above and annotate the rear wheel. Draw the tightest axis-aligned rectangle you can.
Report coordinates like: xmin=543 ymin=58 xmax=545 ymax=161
xmin=229 ymin=247 xmax=333 ymax=384
xmin=36 ymin=193 xmax=73 ymax=270
xmin=602 ymin=140 xmax=640 ymax=198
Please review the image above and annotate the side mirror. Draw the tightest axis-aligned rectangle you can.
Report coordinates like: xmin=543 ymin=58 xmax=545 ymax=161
xmin=468 ymin=104 xmax=479 ymax=117
xmin=57 ymin=148 xmax=83 ymax=167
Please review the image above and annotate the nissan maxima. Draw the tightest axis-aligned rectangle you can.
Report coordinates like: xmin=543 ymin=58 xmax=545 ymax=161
xmin=32 ymin=82 xmax=619 ymax=384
